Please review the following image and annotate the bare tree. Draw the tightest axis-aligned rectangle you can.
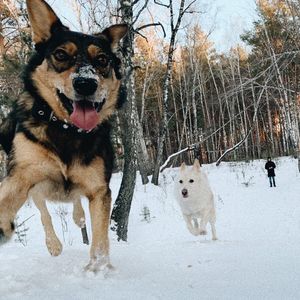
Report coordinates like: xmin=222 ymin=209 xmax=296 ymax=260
xmin=151 ymin=0 xmax=196 ymax=185
xmin=111 ymin=0 xmax=158 ymax=240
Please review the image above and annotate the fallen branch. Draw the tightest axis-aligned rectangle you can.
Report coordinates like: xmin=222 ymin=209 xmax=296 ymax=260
xmin=215 ymin=130 xmax=252 ymax=166
xmin=160 ymin=146 xmax=195 ymax=172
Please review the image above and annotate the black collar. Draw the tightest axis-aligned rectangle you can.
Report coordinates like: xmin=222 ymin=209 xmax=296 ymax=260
xmin=32 ymin=99 xmax=96 ymax=134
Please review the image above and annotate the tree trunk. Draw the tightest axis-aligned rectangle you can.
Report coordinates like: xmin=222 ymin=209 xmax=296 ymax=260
xmin=151 ymin=0 xmax=187 ymax=185
xmin=110 ymin=0 xmax=137 ymax=241
xmin=110 ymin=95 xmax=137 ymax=241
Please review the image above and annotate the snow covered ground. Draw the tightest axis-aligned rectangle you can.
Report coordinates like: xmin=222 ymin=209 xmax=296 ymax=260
xmin=1 ymin=156 xmax=300 ymax=300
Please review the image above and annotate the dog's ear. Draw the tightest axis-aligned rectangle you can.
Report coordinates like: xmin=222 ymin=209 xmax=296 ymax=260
xmin=193 ymin=159 xmax=201 ymax=171
xmin=26 ymin=0 xmax=68 ymax=44
xmin=101 ymin=24 xmax=128 ymax=51
xmin=180 ymin=162 xmax=186 ymax=171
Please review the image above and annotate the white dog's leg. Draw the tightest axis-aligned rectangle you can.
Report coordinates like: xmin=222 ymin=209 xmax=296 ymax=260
xmin=199 ymin=215 xmax=209 ymax=235
xmin=183 ymin=215 xmax=199 ymax=236
xmin=209 ymin=208 xmax=217 ymax=240
xmin=210 ymin=221 xmax=217 ymax=240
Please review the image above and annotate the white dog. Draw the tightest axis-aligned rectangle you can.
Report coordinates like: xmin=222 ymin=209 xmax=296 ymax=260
xmin=175 ymin=159 xmax=217 ymax=240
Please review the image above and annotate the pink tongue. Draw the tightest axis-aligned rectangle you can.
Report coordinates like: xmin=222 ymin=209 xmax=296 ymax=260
xmin=70 ymin=102 xmax=98 ymax=131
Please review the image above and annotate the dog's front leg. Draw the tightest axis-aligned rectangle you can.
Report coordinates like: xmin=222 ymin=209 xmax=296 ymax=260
xmin=85 ymin=188 xmax=112 ymax=273
xmin=199 ymin=214 xmax=209 ymax=235
xmin=32 ymin=193 xmax=63 ymax=256
xmin=0 ymin=175 xmax=32 ymax=244
xmin=183 ymin=214 xmax=199 ymax=236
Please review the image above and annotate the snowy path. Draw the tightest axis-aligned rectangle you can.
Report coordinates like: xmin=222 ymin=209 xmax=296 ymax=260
xmin=0 ymin=157 xmax=300 ymax=299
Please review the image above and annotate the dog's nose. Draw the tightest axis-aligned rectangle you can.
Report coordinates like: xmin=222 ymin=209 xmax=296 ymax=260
xmin=182 ymin=188 xmax=188 ymax=197
xmin=73 ymin=77 xmax=98 ymax=96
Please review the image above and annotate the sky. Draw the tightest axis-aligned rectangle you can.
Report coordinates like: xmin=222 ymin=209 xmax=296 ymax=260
xmin=49 ymin=0 xmax=258 ymax=53
xmin=205 ymin=0 xmax=258 ymax=52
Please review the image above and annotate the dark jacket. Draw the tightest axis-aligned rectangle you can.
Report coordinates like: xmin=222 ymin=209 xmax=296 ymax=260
xmin=265 ymin=161 xmax=276 ymax=177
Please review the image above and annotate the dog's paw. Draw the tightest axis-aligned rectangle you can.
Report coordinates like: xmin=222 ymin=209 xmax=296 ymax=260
xmin=190 ymin=230 xmax=199 ymax=236
xmin=46 ymin=236 xmax=62 ymax=256
xmin=199 ymin=230 xmax=207 ymax=235
xmin=73 ymin=214 xmax=86 ymax=228
xmin=0 ymin=220 xmax=15 ymax=245
xmin=72 ymin=202 xmax=86 ymax=228
xmin=84 ymin=257 xmax=114 ymax=274
xmin=188 ymin=227 xmax=199 ymax=236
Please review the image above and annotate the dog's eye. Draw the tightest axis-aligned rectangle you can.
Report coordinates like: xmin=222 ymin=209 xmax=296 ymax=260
xmin=96 ymin=54 xmax=109 ymax=67
xmin=179 ymin=180 xmax=183 ymax=184
xmin=189 ymin=179 xmax=194 ymax=183
xmin=53 ymin=49 xmax=70 ymax=62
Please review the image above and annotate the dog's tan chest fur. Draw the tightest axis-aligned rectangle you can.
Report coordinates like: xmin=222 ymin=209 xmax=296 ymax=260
xmin=13 ymin=133 xmax=107 ymax=201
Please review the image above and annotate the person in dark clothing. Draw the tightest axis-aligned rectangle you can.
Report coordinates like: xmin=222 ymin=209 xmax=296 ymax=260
xmin=265 ymin=157 xmax=276 ymax=187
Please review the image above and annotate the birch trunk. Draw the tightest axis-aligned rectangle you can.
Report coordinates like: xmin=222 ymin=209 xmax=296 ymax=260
xmin=151 ymin=0 xmax=187 ymax=185
xmin=111 ymin=0 xmax=136 ymax=241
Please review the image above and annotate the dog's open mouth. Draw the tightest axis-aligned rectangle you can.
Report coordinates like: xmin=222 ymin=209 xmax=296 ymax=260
xmin=57 ymin=91 xmax=106 ymax=131
xmin=71 ymin=101 xmax=99 ymax=131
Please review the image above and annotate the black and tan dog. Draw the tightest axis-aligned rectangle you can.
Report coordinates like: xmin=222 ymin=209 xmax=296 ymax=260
xmin=0 ymin=0 xmax=127 ymax=272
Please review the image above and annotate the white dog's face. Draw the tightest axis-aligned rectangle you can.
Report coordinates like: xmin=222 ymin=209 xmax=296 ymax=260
xmin=177 ymin=160 xmax=202 ymax=199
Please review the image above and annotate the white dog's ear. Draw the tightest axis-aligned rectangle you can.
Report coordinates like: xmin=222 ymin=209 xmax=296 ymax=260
xmin=180 ymin=162 xmax=186 ymax=171
xmin=193 ymin=159 xmax=201 ymax=171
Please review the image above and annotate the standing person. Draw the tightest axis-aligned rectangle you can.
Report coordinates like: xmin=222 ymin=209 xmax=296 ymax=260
xmin=265 ymin=157 xmax=276 ymax=187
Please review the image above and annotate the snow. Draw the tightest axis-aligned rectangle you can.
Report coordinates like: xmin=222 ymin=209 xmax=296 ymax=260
xmin=70 ymin=66 xmax=99 ymax=81
xmin=1 ymin=156 xmax=300 ymax=299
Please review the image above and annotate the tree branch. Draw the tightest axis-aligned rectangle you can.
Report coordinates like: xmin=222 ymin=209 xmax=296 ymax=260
xmin=132 ymin=0 xmax=151 ymax=25
xmin=160 ymin=146 xmax=195 ymax=172
xmin=134 ymin=30 xmax=148 ymax=41
xmin=215 ymin=131 xmax=252 ymax=166
xmin=136 ymin=22 xmax=166 ymax=38
xmin=153 ymin=0 xmax=170 ymax=8
xmin=182 ymin=0 xmax=197 ymax=15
